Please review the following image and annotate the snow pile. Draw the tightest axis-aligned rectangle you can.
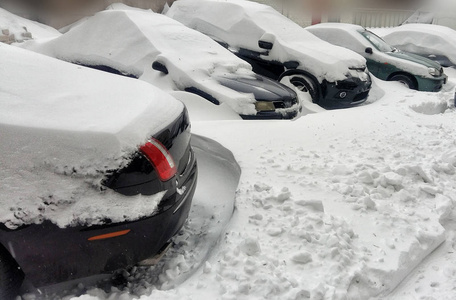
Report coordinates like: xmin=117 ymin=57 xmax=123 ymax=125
xmin=376 ymin=24 xmax=456 ymax=67
xmin=62 ymin=71 xmax=456 ymax=300
xmin=0 ymin=44 xmax=184 ymax=228
xmin=0 ymin=7 xmax=59 ymax=43
xmin=19 ymin=8 xmax=261 ymax=116
xmin=166 ymin=0 xmax=368 ymax=83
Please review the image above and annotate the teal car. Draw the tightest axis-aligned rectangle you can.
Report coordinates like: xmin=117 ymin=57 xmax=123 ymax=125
xmin=307 ymin=23 xmax=447 ymax=92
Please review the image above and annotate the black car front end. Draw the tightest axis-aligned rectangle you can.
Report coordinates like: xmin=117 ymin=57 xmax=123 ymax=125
xmin=215 ymin=74 xmax=301 ymax=119
xmin=0 ymin=108 xmax=197 ymax=289
xmin=320 ymin=71 xmax=372 ymax=109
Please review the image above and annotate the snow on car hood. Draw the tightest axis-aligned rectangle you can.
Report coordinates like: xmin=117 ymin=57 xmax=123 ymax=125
xmin=0 ymin=44 xmax=184 ymax=229
xmin=19 ymin=8 xmax=259 ymax=115
xmin=379 ymin=24 xmax=456 ymax=66
xmin=166 ymin=0 xmax=367 ymax=83
xmin=0 ymin=7 xmax=60 ymax=42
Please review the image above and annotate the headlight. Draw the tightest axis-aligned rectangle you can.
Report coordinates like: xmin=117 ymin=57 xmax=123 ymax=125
xmin=428 ymin=67 xmax=440 ymax=77
xmin=255 ymin=101 xmax=275 ymax=112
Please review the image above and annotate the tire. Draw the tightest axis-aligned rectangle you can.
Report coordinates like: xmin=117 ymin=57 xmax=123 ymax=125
xmin=281 ymin=74 xmax=320 ymax=103
xmin=0 ymin=248 xmax=23 ymax=300
xmin=389 ymin=74 xmax=417 ymax=90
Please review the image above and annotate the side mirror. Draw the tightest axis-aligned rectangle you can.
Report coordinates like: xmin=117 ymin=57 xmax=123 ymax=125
xmin=152 ymin=61 xmax=168 ymax=74
xmin=258 ymin=40 xmax=273 ymax=50
xmin=365 ymin=47 xmax=373 ymax=54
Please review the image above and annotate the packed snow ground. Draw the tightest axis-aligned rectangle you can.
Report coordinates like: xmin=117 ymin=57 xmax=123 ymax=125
xmin=51 ymin=68 xmax=456 ymax=300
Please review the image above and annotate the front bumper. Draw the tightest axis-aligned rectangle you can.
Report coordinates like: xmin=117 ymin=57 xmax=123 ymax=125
xmin=0 ymin=156 xmax=197 ymax=287
xmin=416 ymin=74 xmax=448 ymax=92
xmin=320 ymin=77 xmax=372 ymax=109
xmin=240 ymin=102 xmax=302 ymax=120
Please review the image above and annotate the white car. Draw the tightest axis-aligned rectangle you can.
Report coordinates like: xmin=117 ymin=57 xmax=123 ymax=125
xmin=376 ymin=24 xmax=456 ymax=68
xmin=19 ymin=7 xmax=300 ymax=119
xmin=166 ymin=0 xmax=372 ymax=108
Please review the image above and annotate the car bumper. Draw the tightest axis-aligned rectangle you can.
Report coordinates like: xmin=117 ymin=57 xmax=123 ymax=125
xmin=0 ymin=155 xmax=197 ymax=287
xmin=416 ymin=74 xmax=448 ymax=92
xmin=320 ymin=78 xmax=372 ymax=109
xmin=240 ymin=103 xmax=302 ymax=120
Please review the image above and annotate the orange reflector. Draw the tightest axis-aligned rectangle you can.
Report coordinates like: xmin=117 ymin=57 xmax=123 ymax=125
xmin=88 ymin=229 xmax=131 ymax=241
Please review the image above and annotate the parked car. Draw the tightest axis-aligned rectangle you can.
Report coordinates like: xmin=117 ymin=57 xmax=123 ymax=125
xmin=20 ymin=7 xmax=300 ymax=120
xmin=0 ymin=43 xmax=197 ymax=299
xmin=403 ymin=0 xmax=456 ymax=31
xmin=307 ymin=23 xmax=448 ymax=92
xmin=375 ymin=24 xmax=456 ymax=68
xmin=166 ymin=0 xmax=372 ymax=109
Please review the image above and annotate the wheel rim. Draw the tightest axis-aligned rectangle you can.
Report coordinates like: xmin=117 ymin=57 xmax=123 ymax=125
xmin=397 ymin=79 xmax=410 ymax=88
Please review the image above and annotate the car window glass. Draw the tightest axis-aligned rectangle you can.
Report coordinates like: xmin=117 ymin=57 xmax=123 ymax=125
xmin=361 ymin=31 xmax=394 ymax=53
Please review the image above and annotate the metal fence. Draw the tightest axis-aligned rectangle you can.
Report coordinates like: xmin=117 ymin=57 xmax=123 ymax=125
xmin=352 ymin=9 xmax=414 ymax=28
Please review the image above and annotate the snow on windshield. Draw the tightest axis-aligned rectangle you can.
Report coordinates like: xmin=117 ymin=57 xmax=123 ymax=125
xmin=166 ymin=0 xmax=367 ymax=83
xmin=361 ymin=30 xmax=394 ymax=53
xmin=20 ymin=8 xmax=259 ymax=115
xmin=0 ymin=44 xmax=183 ymax=229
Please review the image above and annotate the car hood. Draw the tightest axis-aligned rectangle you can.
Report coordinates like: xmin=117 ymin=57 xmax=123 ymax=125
xmin=387 ymin=50 xmax=442 ymax=69
xmin=215 ymin=74 xmax=297 ymax=102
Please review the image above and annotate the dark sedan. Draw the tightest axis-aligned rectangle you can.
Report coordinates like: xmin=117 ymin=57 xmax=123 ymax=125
xmin=0 ymin=44 xmax=197 ymax=299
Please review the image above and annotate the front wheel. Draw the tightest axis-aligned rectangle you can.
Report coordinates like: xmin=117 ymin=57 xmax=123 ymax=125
xmin=389 ymin=74 xmax=417 ymax=90
xmin=280 ymin=74 xmax=320 ymax=103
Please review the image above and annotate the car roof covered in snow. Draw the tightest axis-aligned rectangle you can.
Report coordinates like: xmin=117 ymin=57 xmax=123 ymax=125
xmin=166 ymin=0 xmax=367 ymax=83
xmin=0 ymin=44 xmax=183 ymax=228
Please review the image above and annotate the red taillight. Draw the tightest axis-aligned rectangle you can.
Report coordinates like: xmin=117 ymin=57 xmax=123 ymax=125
xmin=140 ymin=138 xmax=177 ymax=181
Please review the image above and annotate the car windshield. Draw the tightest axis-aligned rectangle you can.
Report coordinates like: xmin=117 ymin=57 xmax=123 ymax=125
xmin=361 ymin=30 xmax=395 ymax=53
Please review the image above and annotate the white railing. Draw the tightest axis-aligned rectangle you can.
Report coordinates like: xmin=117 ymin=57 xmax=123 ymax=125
xmin=352 ymin=9 xmax=414 ymax=28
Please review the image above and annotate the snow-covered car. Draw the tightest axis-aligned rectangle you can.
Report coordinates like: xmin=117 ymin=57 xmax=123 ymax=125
xmin=20 ymin=7 xmax=300 ymax=120
xmin=307 ymin=23 xmax=448 ymax=92
xmin=0 ymin=44 xmax=197 ymax=298
xmin=166 ymin=0 xmax=372 ymax=109
xmin=377 ymin=24 xmax=456 ymax=68
xmin=403 ymin=0 xmax=456 ymax=31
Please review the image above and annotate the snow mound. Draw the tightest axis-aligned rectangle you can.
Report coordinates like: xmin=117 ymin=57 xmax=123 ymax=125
xmin=0 ymin=44 xmax=183 ymax=228
xmin=410 ymin=97 xmax=449 ymax=115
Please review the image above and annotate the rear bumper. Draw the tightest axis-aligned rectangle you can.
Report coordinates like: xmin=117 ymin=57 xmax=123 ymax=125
xmin=0 ymin=157 xmax=197 ymax=287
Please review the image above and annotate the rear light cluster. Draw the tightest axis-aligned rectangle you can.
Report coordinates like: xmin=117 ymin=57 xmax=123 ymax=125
xmin=140 ymin=138 xmax=177 ymax=182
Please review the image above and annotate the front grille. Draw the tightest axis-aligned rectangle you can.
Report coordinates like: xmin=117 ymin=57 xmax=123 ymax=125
xmin=336 ymin=81 xmax=358 ymax=90
xmin=353 ymin=91 xmax=369 ymax=102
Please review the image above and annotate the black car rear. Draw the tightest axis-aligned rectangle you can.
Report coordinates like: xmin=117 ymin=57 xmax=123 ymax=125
xmin=0 ymin=108 xmax=197 ymax=297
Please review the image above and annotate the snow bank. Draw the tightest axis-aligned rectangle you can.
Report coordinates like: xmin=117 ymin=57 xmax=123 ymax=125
xmin=0 ymin=7 xmax=60 ymax=43
xmin=377 ymin=24 xmax=456 ymax=67
xmin=19 ymin=8 xmax=260 ymax=116
xmin=0 ymin=44 xmax=184 ymax=228
xmin=65 ymin=72 xmax=456 ymax=300
xmin=166 ymin=0 xmax=368 ymax=83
